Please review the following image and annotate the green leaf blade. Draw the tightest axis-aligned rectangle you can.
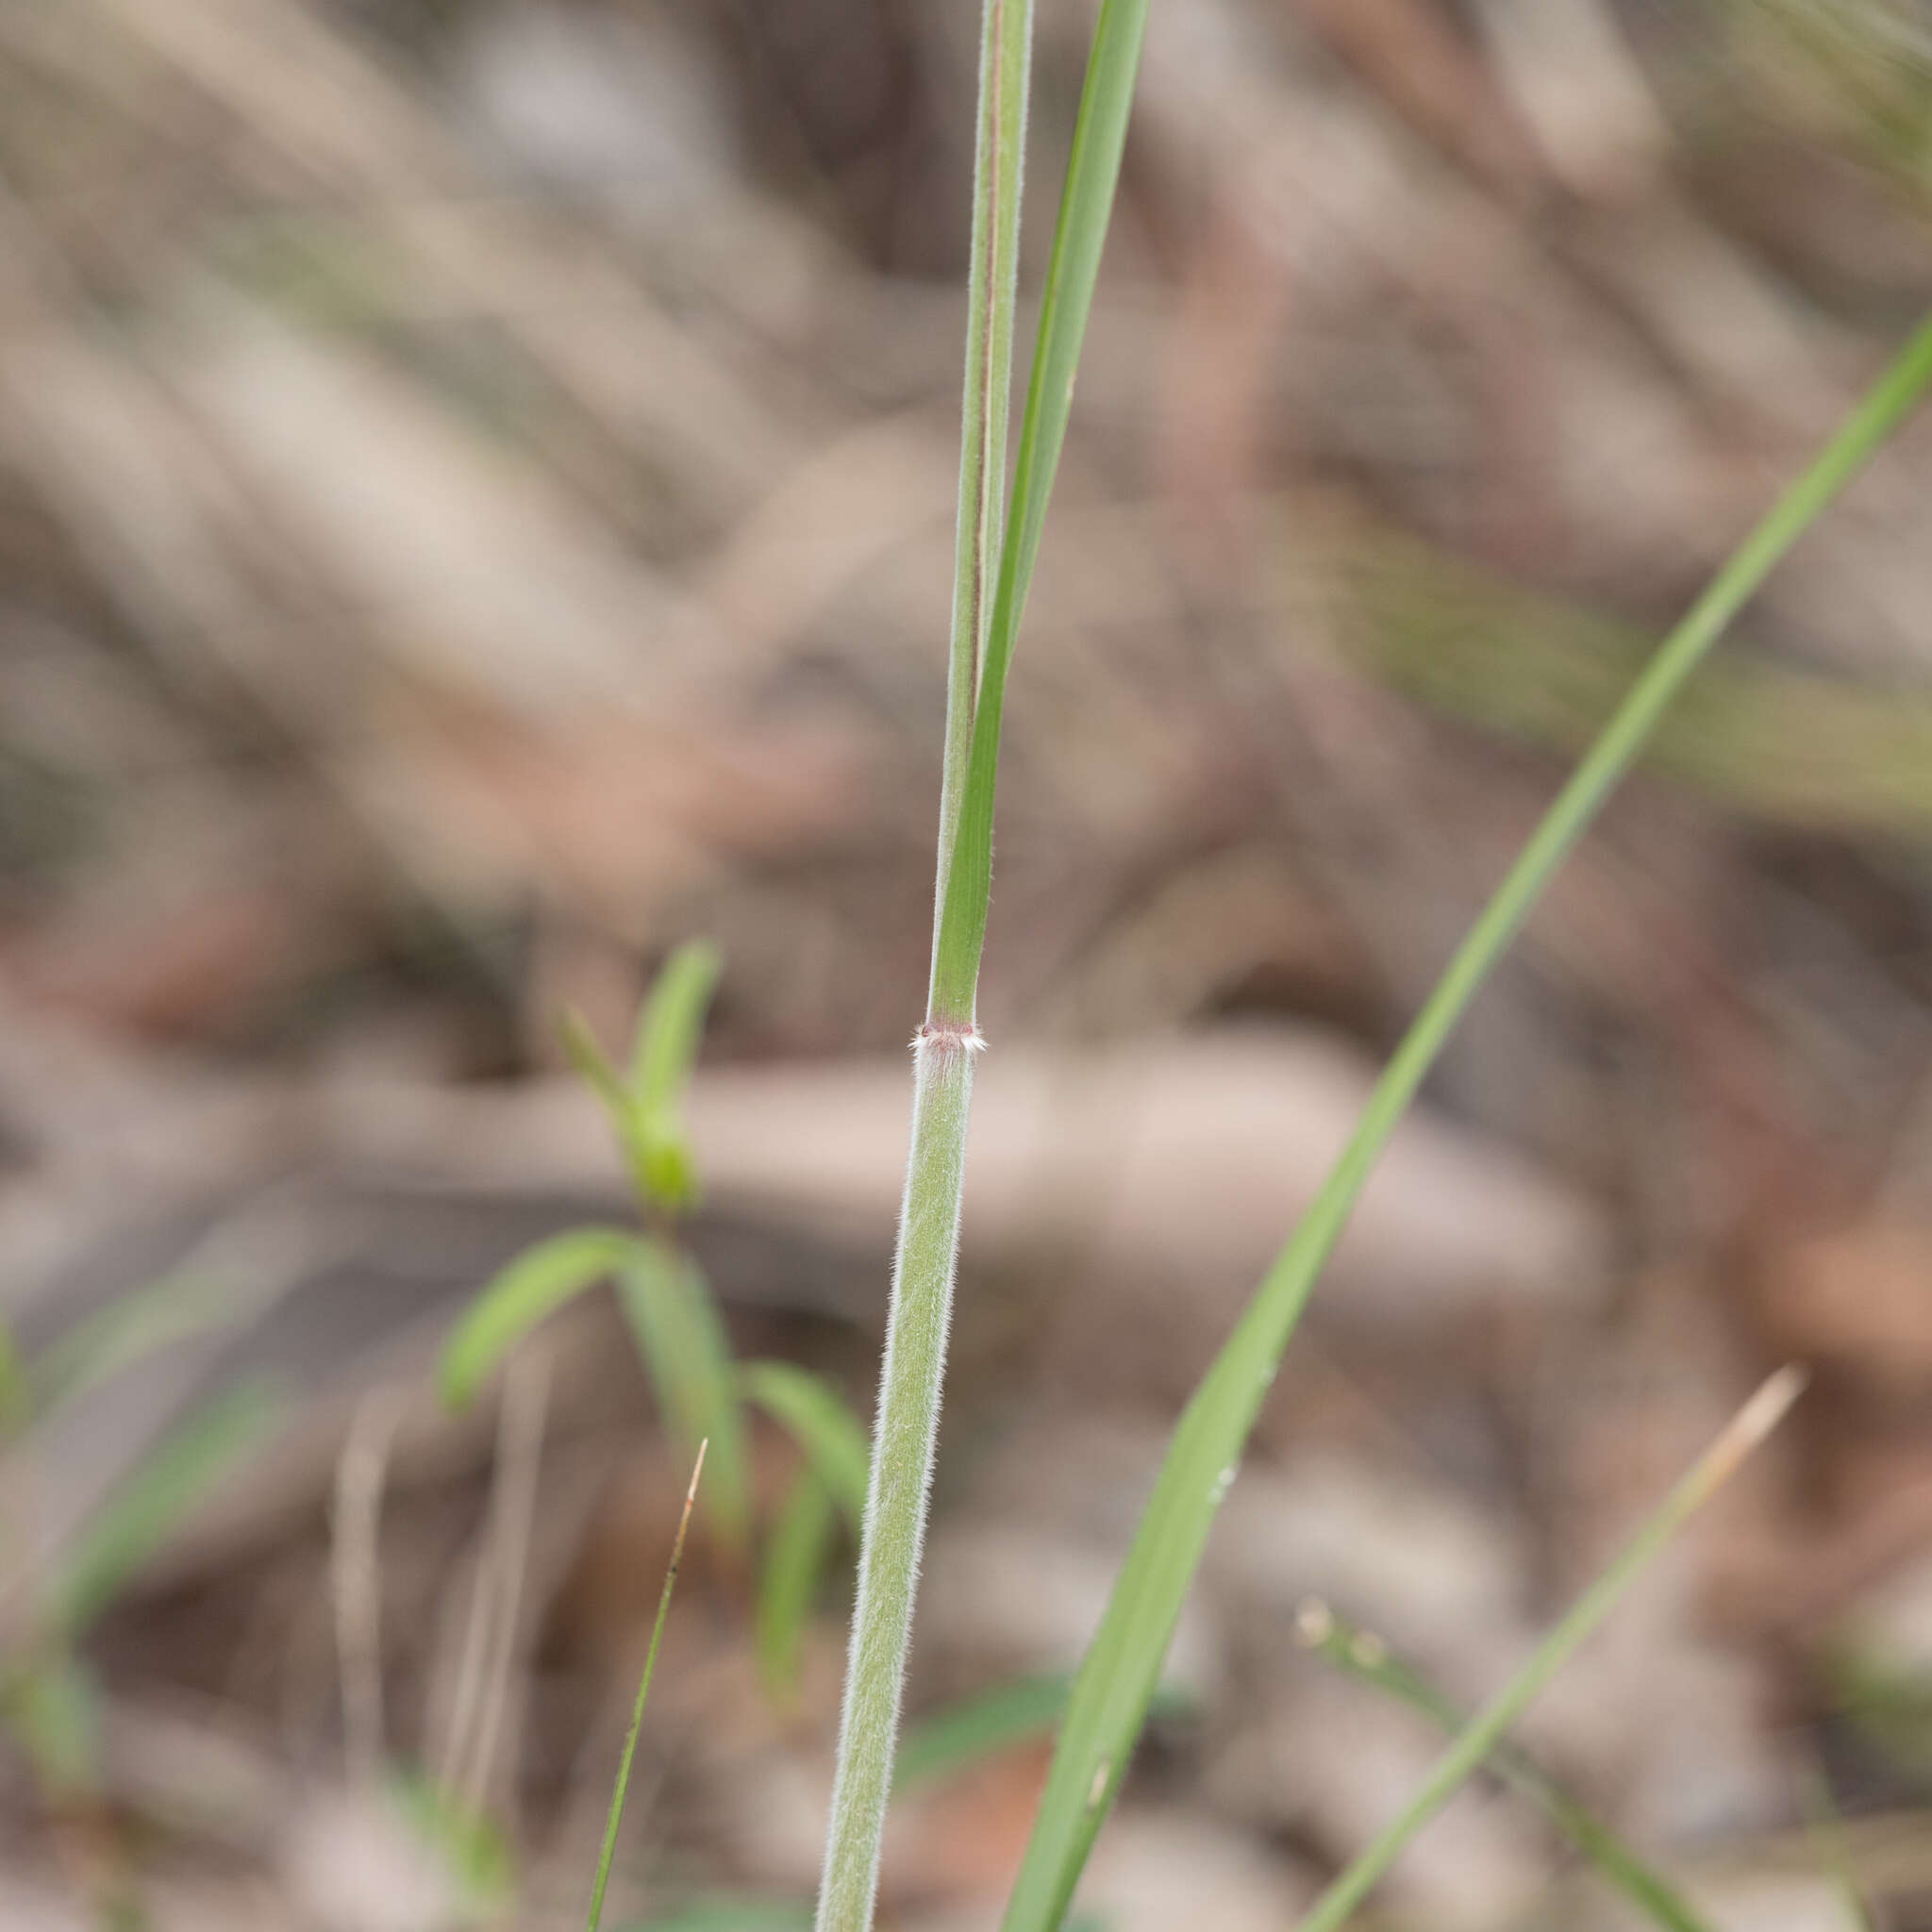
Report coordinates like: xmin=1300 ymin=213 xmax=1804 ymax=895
xmin=440 ymin=1226 xmax=640 ymax=1411
xmin=758 ymin=1470 xmax=841 ymax=1703
xmin=4 ymin=1655 xmax=103 ymax=1795
xmin=932 ymin=0 xmax=1034 ymax=968
xmin=0 ymin=1317 xmax=29 ymax=1433
xmin=560 ymin=1006 xmax=635 ymax=1128
xmin=32 ymin=1266 xmax=247 ymax=1418
xmin=740 ymin=1360 xmax=870 ymax=1529
xmin=623 ymin=1902 xmax=813 ymax=1932
xmin=893 ymin=1674 xmax=1069 ymax=1792
xmin=930 ymin=0 xmax=1152 ymax=1022
xmin=629 ymin=941 xmax=722 ymax=1213
xmin=997 ymin=313 xmax=1932 ymax=1932
xmin=617 ymin=1242 xmax=752 ymax=1557
xmin=53 ymin=1378 xmax=279 ymax=1635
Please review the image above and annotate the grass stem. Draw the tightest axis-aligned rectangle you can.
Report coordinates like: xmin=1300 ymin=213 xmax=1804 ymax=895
xmin=815 ymin=1034 xmax=977 ymax=1927
xmin=815 ymin=0 xmax=1037 ymax=1917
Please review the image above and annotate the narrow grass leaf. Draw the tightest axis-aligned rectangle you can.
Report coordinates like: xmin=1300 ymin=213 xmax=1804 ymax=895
xmin=740 ymin=1360 xmax=870 ymax=1527
xmin=1300 ymin=1603 xmax=1713 ymax=1932
xmin=588 ymin=1441 xmax=707 ymax=1932
xmin=53 ymin=1377 xmax=278 ymax=1635
xmin=618 ymin=1243 xmax=751 ymax=1557
xmin=758 ymin=1469 xmax=841 ymax=1702
xmin=893 ymin=1674 xmax=1191 ymax=1795
xmin=2 ymin=1653 xmax=102 ymax=1795
xmin=391 ymin=1769 xmax=518 ymax=1906
xmin=894 ymin=1674 xmax=1070 ymax=1791
xmin=0 ymin=1317 xmax=28 ymax=1432
xmin=1798 ymin=1759 xmax=1879 ymax=1932
xmin=629 ymin=940 xmax=722 ymax=1211
xmin=999 ymin=312 xmax=1932 ymax=1932
xmin=32 ymin=1268 xmax=243 ymax=1416
xmin=1295 ymin=1369 xmax=1806 ymax=1932
xmin=440 ymin=1227 xmax=638 ymax=1410
xmin=560 ymin=1005 xmax=634 ymax=1127
xmin=930 ymin=0 xmax=1151 ymax=1022
xmin=623 ymin=1902 xmax=813 ymax=1932
xmin=931 ymin=0 xmax=1034 ymax=951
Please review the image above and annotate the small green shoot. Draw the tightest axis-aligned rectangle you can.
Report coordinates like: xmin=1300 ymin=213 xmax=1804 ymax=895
xmin=557 ymin=941 xmax=721 ymax=1214
xmin=1298 ymin=1602 xmax=1714 ymax=1932
xmin=588 ymin=1439 xmax=707 ymax=1932
xmin=441 ymin=943 xmax=869 ymax=1708
xmin=628 ymin=940 xmax=722 ymax=1213
xmin=1291 ymin=1368 xmax=1806 ymax=1932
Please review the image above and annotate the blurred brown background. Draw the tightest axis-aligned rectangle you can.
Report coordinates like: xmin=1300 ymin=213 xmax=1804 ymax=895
xmin=4 ymin=0 xmax=1932 ymax=1925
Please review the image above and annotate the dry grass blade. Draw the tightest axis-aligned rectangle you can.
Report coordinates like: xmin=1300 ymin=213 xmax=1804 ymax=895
xmin=587 ymin=1439 xmax=708 ymax=1932
xmin=1298 ymin=1602 xmax=1715 ymax=1932
xmin=1294 ymin=1368 xmax=1807 ymax=1932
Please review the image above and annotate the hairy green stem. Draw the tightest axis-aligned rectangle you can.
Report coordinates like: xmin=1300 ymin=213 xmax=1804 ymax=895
xmin=815 ymin=1031 xmax=977 ymax=1928
xmin=816 ymin=0 xmax=1036 ymax=1920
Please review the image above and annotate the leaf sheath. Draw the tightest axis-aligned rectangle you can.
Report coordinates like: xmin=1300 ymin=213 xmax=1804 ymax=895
xmin=816 ymin=1034 xmax=976 ymax=1930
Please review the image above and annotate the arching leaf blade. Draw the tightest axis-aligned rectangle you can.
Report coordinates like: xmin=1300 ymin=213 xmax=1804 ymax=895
xmin=998 ymin=311 xmax=1932 ymax=1932
xmin=757 ymin=1469 xmax=841 ymax=1703
xmin=618 ymin=1242 xmax=752 ymax=1557
xmin=440 ymin=1227 xmax=640 ymax=1410
xmin=740 ymin=1360 xmax=870 ymax=1529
